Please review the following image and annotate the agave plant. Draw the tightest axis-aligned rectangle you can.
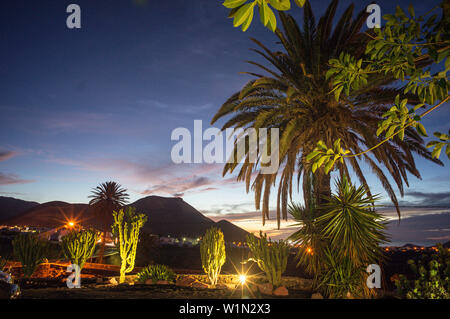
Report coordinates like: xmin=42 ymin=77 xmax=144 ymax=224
xmin=211 ymin=0 xmax=441 ymax=228
xmin=136 ymin=264 xmax=176 ymax=284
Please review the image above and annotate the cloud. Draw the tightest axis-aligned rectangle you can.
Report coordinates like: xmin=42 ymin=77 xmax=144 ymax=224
xmin=0 ymin=150 xmax=18 ymax=162
xmin=141 ymin=176 xmax=212 ymax=196
xmin=48 ymin=156 xmax=233 ymax=197
xmin=0 ymin=173 xmax=34 ymax=185
xmin=136 ymin=99 xmax=212 ymax=115
xmin=405 ymin=191 xmax=450 ymax=206
xmin=386 ymin=212 xmax=450 ymax=246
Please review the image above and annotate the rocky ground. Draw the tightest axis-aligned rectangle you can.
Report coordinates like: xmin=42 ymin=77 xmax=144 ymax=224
xmin=18 ymin=282 xmax=312 ymax=299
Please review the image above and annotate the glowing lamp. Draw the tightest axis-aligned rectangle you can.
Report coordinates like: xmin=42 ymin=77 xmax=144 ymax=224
xmin=239 ymin=275 xmax=247 ymax=285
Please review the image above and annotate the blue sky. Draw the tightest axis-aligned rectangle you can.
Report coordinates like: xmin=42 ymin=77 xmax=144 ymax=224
xmin=0 ymin=0 xmax=449 ymax=241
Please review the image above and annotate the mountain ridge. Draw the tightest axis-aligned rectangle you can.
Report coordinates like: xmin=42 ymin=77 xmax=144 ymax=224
xmin=0 ymin=195 xmax=249 ymax=242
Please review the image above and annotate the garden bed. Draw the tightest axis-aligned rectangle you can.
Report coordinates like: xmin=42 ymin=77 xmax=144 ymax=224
xmin=18 ymin=282 xmax=312 ymax=299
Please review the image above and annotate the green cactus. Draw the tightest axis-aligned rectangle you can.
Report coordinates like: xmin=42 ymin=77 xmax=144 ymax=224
xmin=246 ymin=231 xmax=289 ymax=287
xmin=12 ymin=233 xmax=48 ymax=278
xmin=136 ymin=264 xmax=176 ymax=283
xmin=200 ymin=227 xmax=226 ymax=286
xmin=61 ymin=229 xmax=98 ymax=270
xmin=112 ymin=206 xmax=147 ymax=283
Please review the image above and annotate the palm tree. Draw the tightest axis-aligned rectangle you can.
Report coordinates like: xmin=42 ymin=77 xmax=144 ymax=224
xmin=211 ymin=0 xmax=442 ymax=228
xmin=89 ymin=181 xmax=129 ymax=263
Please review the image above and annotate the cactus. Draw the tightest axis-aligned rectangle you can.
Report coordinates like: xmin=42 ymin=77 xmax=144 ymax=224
xmin=61 ymin=229 xmax=98 ymax=270
xmin=112 ymin=206 xmax=147 ymax=283
xmin=200 ymin=227 xmax=226 ymax=286
xmin=246 ymin=231 xmax=289 ymax=287
xmin=12 ymin=233 xmax=48 ymax=278
xmin=136 ymin=264 xmax=175 ymax=283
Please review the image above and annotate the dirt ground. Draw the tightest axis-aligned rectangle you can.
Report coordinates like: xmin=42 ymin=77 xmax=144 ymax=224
xmin=18 ymin=283 xmax=312 ymax=299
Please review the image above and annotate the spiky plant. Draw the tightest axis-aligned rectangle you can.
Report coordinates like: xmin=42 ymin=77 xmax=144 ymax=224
xmin=200 ymin=227 xmax=226 ymax=286
xmin=211 ymin=0 xmax=441 ymax=228
xmin=12 ymin=233 xmax=48 ymax=278
xmin=317 ymin=176 xmax=389 ymax=267
xmin=317 ymin=248 xmax=367 ymax=299
xmin=288 ymin=201 xmax=327 ymax=276
xmin=246 ymin=231 xmax=289 ymax=287
xmin=136 ymin=264 xmax=176 ymax=284
xmin=61 ymin=229 xmax=98 ymax=270
xmin=89 ymin=181 xmax=129 ymax=263
xmin=112 ymin=206 xmax=147 ymax=283
xmin=289 ymin=175 xmax=389 ymax=297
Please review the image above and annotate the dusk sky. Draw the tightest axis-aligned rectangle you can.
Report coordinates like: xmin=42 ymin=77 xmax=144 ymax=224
xmin=1 ymin=0 xmax=449 ymax=243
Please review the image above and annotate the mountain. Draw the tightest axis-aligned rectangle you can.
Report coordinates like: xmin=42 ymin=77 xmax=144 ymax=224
xmin=0 ymin=196 xmax=39 ymax=222
xmin=131 ymin=196 xmax=216 ymax=238
xmin=1 ymin=196 xmax=249 ymax=242
xmin=3 ymin=201 xmax=95 ymax=228
xmin=215 ymin=220 xmax=250 ymax=242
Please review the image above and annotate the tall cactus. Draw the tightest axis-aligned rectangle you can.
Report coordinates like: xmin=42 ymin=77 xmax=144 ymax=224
xmin=112 ymin=206 xmax=147 ymax=283
xmin=200 ymin=227 xmax=226 ymax=286
xmin=246 ymin=231 xmax=289 ymax=287
xmin=12 ymin=233 xmax=48 ymax=278
xmin=61 ymin=229 xmax=98 ymax=270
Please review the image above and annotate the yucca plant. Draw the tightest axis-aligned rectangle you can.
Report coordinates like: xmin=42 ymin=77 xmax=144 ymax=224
xmin=317 ymin=248 xmax=367 ymax=299
xmin=136 ymin=264 xmax=176 ymax=284
xmin=246 ymin=231 xmax=289 ymax=287
xmin=12 ymin=233 xmax=48 ymax=278
xmin=317 ymin=176 xmax=389 ymax=268
xmin=289 ymin=176 xmax=389 ymax=297
xmin=61 ymin=229 xmax=98 ymax=270
xmin=288 ymin=202 xmax=327 ymax=277
xmin=200 ymin=227 xmax=226 ymax=286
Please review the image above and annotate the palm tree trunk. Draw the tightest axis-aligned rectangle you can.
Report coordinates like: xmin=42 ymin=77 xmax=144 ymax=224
xmin=302 ymin=167 xmax=331 ymax=213
xmin=313 ymin=170 xmax=331 ymax=213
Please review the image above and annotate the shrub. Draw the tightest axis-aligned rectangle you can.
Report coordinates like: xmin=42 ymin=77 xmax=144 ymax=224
xmin=12 ymin=233 xmax=48 ymax=278
xmin=200 ymin=227 xmax=226 ymax=286
xmin=0 ymin=255 xmax=7 ymax=272
xmin=289 ymin=176 xmax=389 ymax=298
xmin=246 ymin=231 xmax=289 ymax=287
xmin=317 ymin=248 xmax=367 ymax=299
xmin=136 ymin=264 xmax=175 ymax=283
xmin=112 ymin=206 xmax=147 ymax=283
xmin=61 ymin=229 xmax=98 ymax=270
xmin=395 ymin=244 xmax=449 ymax=299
